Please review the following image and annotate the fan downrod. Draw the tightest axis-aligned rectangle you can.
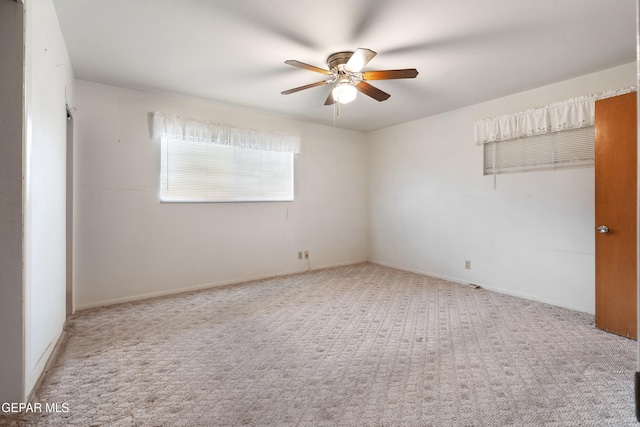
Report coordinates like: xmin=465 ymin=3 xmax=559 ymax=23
xmin=327 ymin=51 xmax=353 ymax=70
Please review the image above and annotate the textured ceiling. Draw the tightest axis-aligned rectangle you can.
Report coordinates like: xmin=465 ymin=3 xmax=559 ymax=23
xmin=52 ymin=0 xmax=636 ymax=132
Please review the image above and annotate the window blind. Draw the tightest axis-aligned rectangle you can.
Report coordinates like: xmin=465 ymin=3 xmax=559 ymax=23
xmin=161 ymin=138 xmax=294 ymax=202
xmin=483 ymin=126 xmax=595 ymax=175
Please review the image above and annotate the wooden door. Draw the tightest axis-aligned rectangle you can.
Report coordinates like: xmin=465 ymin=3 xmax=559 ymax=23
xmin=595 ymin=91 xmax=637 ymax=339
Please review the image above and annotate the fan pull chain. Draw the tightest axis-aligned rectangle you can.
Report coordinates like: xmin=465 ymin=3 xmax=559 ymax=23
xmin=333 ymin=102 xmax=337 ymax=128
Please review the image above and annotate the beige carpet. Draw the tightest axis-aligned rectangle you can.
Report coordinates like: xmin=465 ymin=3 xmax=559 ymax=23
xmin=3 ymin=263 xmax=638 ymax=426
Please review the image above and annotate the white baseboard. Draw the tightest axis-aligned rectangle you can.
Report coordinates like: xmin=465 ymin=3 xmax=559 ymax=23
xmin=75 ymin=259 xmax=367 ymax=311
xmin=368 ymin=260 xmax=593 ymax=315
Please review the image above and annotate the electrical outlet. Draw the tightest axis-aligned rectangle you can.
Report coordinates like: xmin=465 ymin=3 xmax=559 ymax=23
xmin=298 ymin=251 xmax=302 ymax=260
xmin=304 ymin=250 xmax=309 ymax=259
xmin=465 ymin=260 xmax=471 ymax=270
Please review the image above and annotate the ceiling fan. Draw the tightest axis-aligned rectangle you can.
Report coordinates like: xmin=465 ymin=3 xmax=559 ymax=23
xmin=281 ymin=48 xmax=419 ymax=106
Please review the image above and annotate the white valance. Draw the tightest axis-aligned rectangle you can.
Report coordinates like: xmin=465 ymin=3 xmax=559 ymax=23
xmin=151 ymin=111 xmax=301 ymax=154
xmin=474 ymin=87 xmax=636 ymax=144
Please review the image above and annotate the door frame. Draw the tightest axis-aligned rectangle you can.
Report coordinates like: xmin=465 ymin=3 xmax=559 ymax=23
xmin=66 ymin=106 xmax=73 ymax=318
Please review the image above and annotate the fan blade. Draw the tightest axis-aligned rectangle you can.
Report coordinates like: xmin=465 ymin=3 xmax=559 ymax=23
xmin=324 ymin=88 xmax=336 ymax=105
xmin=362 ymin=69 xmax=419 ymax=80
xmin=284 ymin=60 xmax=332 ymax=75
xmin=355 ymin=81 xmax=390 ymax=102
xmin=281 ymin=80 xmax=331 ymax=95
xmin=345 ymin=48 xmax=377 ymax=73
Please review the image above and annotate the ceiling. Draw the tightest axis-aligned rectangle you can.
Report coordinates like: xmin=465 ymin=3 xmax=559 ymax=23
xmin=52 ymin=0 xmax=637 ymax=133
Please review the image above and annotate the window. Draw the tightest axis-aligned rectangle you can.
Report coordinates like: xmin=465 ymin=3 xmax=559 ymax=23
xmin=474 ymin=87 xmax=635 ymax=177
xmin=160 ymin=138 xmax=294 ymax=202
xmin=151 ymin=111 xmax=299 ymax=203
xmin=483 ymin=127 xmax=594 ymax=175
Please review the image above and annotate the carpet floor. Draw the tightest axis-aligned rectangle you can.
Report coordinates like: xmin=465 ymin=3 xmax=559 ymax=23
xmin=3 ymin=263 xmax=638 ymax=426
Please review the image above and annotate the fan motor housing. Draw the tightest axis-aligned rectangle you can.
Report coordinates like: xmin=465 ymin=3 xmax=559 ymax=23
xmin=327 ymin=51 xmax=353 ymax=70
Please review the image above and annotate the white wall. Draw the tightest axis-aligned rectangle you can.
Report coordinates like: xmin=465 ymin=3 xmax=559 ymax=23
xmin=0 ymin=0 xmax=25 ymax=405
xmin=368 ymin=63 xmax=636 ymax=314
xmin=23 ymin=0 xmax=75 ymax=398
xmin=76 ymin=64 xmax=635 ymax=314
xmin=73 ymin=81 xmax=368 ymax=308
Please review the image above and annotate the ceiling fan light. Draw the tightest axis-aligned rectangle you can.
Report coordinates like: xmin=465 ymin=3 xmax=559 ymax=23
xmin=332 ymin=83 xmax=357 ymax=104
